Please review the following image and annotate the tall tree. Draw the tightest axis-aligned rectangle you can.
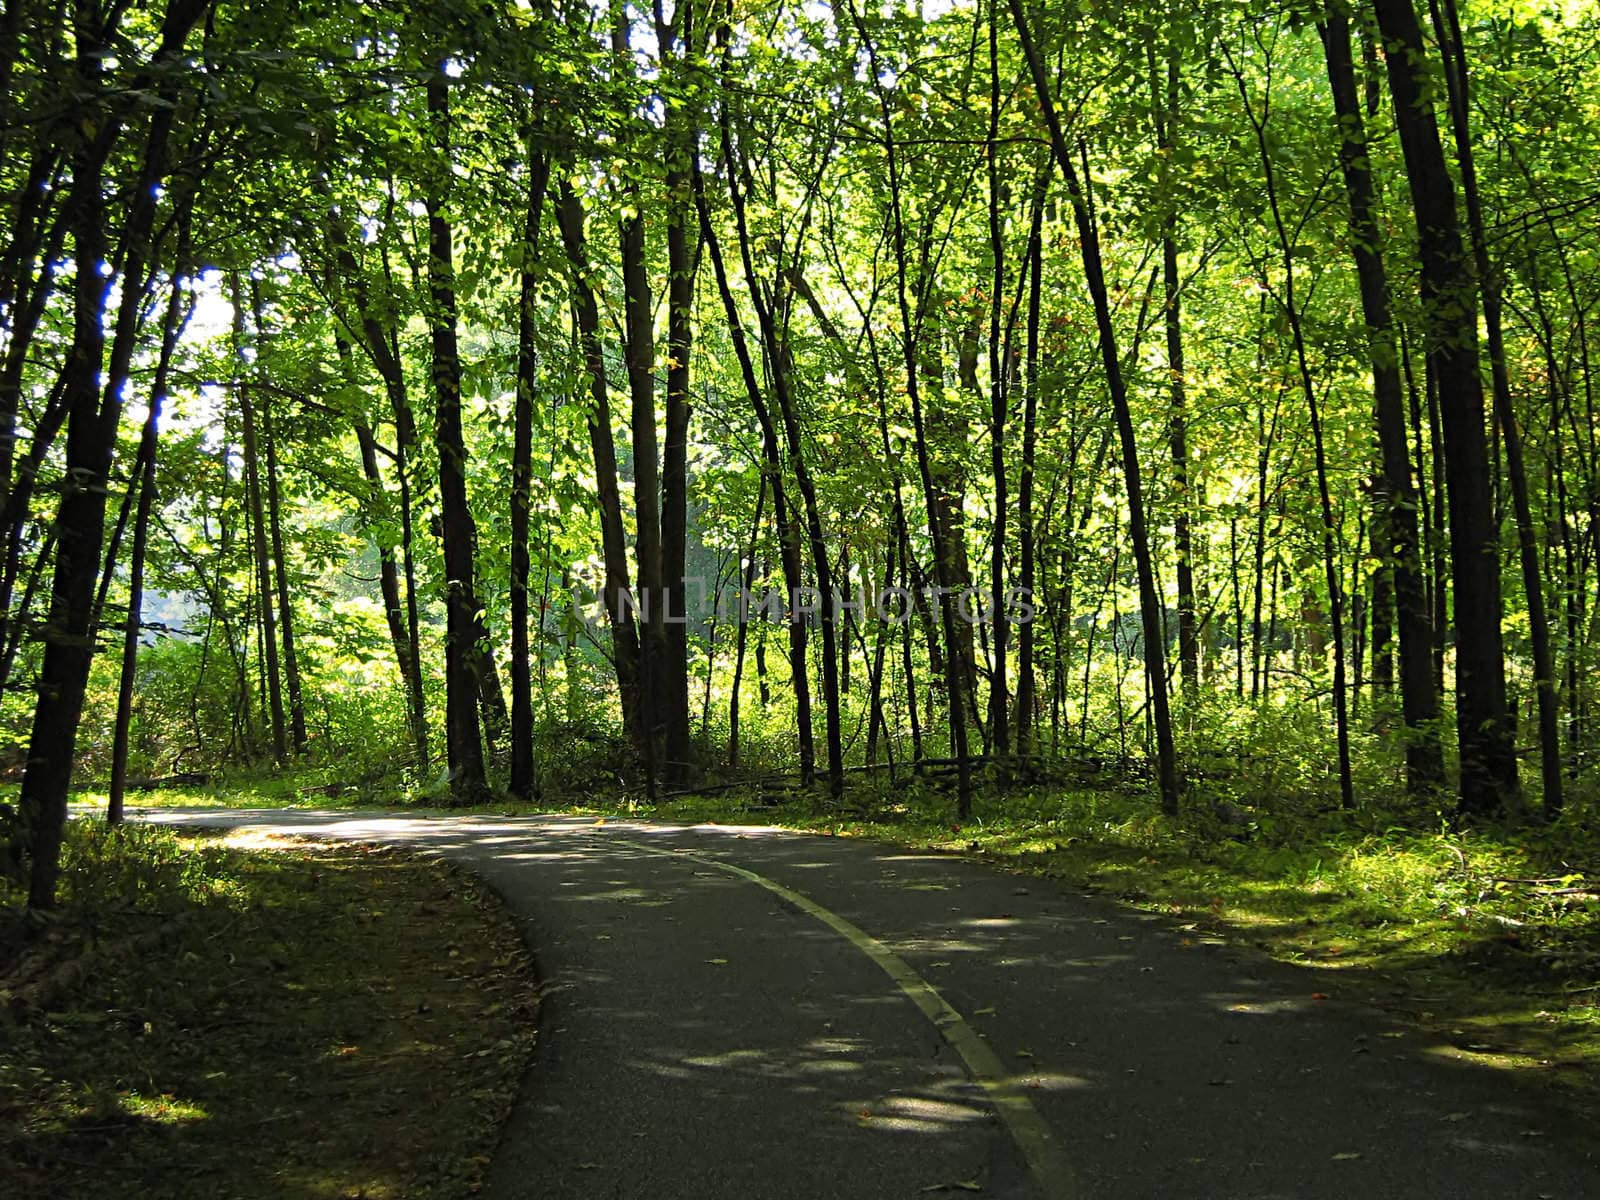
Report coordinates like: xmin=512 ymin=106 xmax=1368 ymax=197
xmin=233 ymin=274 xmax=287 ymax=764
xmin=1428 ymin=0 xmax=1562 ymax=819
xmin=1009 ymin=0 xmax=1181 ymax=816
xmin=509 ymin=142 xmax=550 ymax=803
xmin=425 ymin=63 xmax=490 ymax=803
xmin=13 ymin=0 xmax=208 ymax=907
xmin=1371 ymin=0 xmax=1519 ymax=817
xmin=1318 ymin=8 xmax=1443 ymax=796
xmin=109 ymin=251 xmax=192 ymax=823
xmin=1151 ymin=41 xmax=1199 ymax=709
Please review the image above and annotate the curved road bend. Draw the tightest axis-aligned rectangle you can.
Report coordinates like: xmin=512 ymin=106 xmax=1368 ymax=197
xmin=137 ymin=810 xmax=1598 ymax=1200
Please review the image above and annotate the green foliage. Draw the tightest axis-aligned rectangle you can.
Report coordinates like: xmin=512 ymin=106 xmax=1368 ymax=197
xmin=51 ymin=824 xmax=235 ymax=915
xmin=3 ymin=0 xmax=1599 ymax=894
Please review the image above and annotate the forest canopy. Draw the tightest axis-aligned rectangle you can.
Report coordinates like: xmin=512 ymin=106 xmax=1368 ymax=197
xmin=2 ymin=0 xmax=1599 ymax=907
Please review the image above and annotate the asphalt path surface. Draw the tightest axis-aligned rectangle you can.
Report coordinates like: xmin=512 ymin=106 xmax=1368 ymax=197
xmin=136 ymin=809 xmax=1599 ymax=1199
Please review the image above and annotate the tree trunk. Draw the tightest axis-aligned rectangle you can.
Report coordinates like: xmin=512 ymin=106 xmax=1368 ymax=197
xmin=425 ymin=69 xmax=489 ymax=803
xmin=691 ymin=150 xmax=816 ymax=785
xmin=109 ymin=258 xmax=189 ymax=824
xmin=1010 ymin=0 xmax=1180 ymax=815
xmin=619 ymin=165 xmax=663 ymax=794
xmin=1319 ymin=11 xmax=1443 ymax=791
xmin=1430 ymin=0 xmax=1561 ymax=819
xmin=233 ymin=277 xmax=286 ymax=764
xmin=985 ymin=0 xmax=1010 ymax=757
xmin=845 ymin=0 xmax=974 ymax=814
xmin=727 ymin=479 xmax=766 ymax=769
xmin=509 ymin=146 xmax=550 ymax=802
xmin=658 ymin=1 xmax=702 ymax=789
xmin=1234 ymin=67 xmax=1356 ymax=807
xmin=353 ymin=419 xmax=422 ymax=753
xmin=1014 ymin=184 xmax=1044 ymax=756
xmin=256 ymin=287 xmax=306 ymax=756
xmin=325 ymin=219 xmax=430 ymax=767
xmin=721 ymin=117 xmax=844 ymax=798
xmin=1371 ymin=0 xmax=1519 ymax=817
xmin=16 ymin=0 xmax=205 ymax=907
xmin=1152 ymin=45 xmax=1199 ymax=709
xmin=555 ymin=180 xmax=644 ymax=753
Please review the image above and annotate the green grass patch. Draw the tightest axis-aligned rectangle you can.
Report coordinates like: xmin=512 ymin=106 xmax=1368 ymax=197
xmin=1 ymin=821 xmax=538 ymax=1199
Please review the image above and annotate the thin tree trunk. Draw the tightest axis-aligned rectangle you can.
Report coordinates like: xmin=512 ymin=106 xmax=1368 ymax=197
xmin=0 ymin=148 xmax=66 ymax=516
xmin=1151 ymin=45 xmax=1198 ymax=709
xmin=509 ymin=146 xmax=550 ymax=801
xmin=325 ymin=219 xmax=429 ymax=767
xmin=721 ymin=117 xmax=844 ymax=798
xmin=353 ymin=420 xmax=421 ymax=746
xmin=619 ymin=147 xmax=663 ymax=795
xmin=658 ymin=0 xmax=702 ymax=788
xmin=555 ymin=180 xmax=644 ymax=752
xmin=1009 ymin=0 xmax=1179 ymax=814
xmin=425 ymin=69 xmax=489 ymax=803
xmin=865 ymin=531 xmax=892 ymax=767
xmin=727 ymin=478 xmax=766 ymax=769
xmin=691 ymin=148 xmax=815 ymax=784
xmin=233 ymin=274 xmax=285 ymax=764
xmin=1014 ymin=182 xmax=1044 ymax=756
xmin=256 ymin=293 xmax=306 ymax=756
xmin=844 ymin=0 xmax=974 ymax=813
xmin=110 ymin=259 xmax=190 ymax=822
xmin=985 ymin=0 xmax=1010 ymax=757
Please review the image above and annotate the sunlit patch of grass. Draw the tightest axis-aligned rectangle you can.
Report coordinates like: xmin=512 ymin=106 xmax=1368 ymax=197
xmin=116 ymin=1092 xmax=208 ymax=1123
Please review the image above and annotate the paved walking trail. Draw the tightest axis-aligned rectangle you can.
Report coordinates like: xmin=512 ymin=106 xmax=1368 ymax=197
xmin=141 ymin=810 xmax=1598 ymax=1199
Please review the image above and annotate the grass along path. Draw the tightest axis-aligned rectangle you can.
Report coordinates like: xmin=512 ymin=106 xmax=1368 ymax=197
xmin=2 ymin=823 xmax=538 ymax=1200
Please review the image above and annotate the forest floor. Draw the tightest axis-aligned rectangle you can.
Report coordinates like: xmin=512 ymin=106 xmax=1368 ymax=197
xmin=0 ymin=823 xmax=538 ymax=1199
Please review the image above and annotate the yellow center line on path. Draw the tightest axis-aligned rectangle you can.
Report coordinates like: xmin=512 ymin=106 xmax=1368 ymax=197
xmin=607 ymin=834 xmax=1078 ymax=1200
